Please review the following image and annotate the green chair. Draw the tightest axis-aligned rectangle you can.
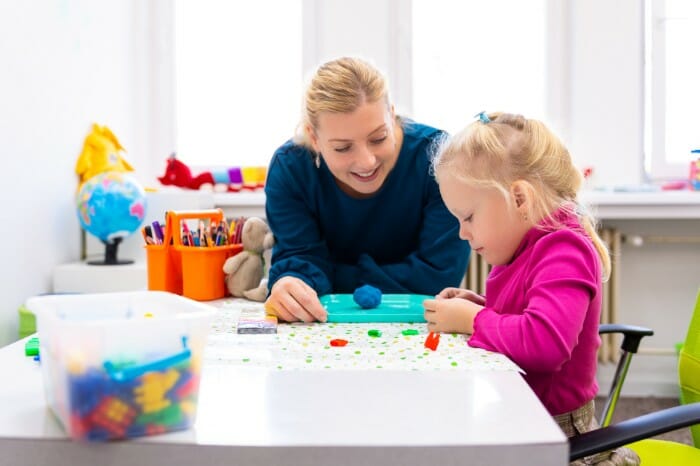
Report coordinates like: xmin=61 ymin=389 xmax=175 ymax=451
xmin=18 ymin=304 xmax=36 ymax=338
xmin=678 ymin=289 xmax=700 ymax=446
xmin=570 ymin=288 xmax=700 ymax=463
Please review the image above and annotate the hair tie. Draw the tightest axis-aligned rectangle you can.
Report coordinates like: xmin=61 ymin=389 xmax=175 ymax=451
xmin=474 ymin=111 xmax=491 ymax=124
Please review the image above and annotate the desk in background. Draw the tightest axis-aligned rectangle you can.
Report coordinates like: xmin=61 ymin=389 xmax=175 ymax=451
xmin=579 ymin=190 xmax=700 ymax=219
xmin=213 ymin=189 xmax=700 ymax=220
xmin=0 ymin=298 xmax=567 ymax=466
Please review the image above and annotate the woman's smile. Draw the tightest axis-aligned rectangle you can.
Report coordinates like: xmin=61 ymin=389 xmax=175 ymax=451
xmin=351 ymin=166 xmax=380 ymax=182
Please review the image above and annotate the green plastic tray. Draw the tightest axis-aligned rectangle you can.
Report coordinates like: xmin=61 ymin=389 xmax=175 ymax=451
xmin=320 ymin=293 xmax=429 ymax=323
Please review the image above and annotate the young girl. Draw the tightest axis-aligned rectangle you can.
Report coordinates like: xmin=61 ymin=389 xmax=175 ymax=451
xmin=424 ymin=112 xmax=639 ymax=466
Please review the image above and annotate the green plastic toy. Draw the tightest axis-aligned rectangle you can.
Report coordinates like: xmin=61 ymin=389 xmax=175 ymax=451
xmin=24 ymin=337 xmax=39 ymax=357
xmin=321 ymin=293 xmax=429 ymax=323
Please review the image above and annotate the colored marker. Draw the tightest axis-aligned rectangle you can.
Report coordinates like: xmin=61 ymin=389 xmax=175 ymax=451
xmin=151 ymin=221 xmax=164 ymax=245
xmin=141 ymin=226 xmax=155 ymax=245
xmin=182 ymin=221 xmax=194 ymax=247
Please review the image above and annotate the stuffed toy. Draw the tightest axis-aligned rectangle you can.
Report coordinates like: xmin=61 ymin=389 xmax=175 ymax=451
xmin=158 ymin=152 xmax=243 ymax=192
xmin=75 ymin=123 xmax=134 ymax=190
xmin=222 ymin=217 xmax=275 ymax=301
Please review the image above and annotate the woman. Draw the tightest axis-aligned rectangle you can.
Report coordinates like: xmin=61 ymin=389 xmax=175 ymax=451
xmin=264 ymin=57 xmax=470 ymax=322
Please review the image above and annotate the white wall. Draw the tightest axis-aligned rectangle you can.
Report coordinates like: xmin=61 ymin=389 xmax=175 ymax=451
xmin=303 ymin=0 xmax=412 ymax=114
xmin=601 ymin=219 xmax=700 ymax=397
xmin=0 ymin=0 xmax=155 ymax=345
xmin=568 ymin=0 xmax=646 ymax=187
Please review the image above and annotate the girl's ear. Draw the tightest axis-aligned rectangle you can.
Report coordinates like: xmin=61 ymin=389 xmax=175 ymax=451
xmin=510 ymin=180 xmax=532 ymax=213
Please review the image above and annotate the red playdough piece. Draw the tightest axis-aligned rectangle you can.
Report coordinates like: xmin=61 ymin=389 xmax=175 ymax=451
xmin=424 ymin=332 xmax=440 ymax=351
xmin=330 ymin=338 xmax=348 ymax=347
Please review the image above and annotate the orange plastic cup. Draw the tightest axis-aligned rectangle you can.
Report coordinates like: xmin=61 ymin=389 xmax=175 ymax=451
xmin=177 ymin=245 xmax=240 ymax=301
xmin=145 ymin=212 xmax=182 ymax=294
xmin=145 ymin=244 xmax=182 ymax=295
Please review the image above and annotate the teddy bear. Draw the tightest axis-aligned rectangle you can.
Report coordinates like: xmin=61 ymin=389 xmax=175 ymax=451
xmin=222 ymin=217 xmax=275 ymax=301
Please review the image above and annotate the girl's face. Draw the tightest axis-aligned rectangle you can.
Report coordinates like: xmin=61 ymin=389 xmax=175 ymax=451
xmin=438 ymin=173 xmax=532 ymax=266
xmin=309 ymin=100 xmax=401 ymax=198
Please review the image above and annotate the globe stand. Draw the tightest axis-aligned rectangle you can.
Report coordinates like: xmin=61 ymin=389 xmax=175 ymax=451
xmin=87 ymin=237 xmax=134 ymax=266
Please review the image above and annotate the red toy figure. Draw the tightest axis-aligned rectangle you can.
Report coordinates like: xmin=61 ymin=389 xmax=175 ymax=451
xmin=158 ymin=153 xmax=244 ymax=192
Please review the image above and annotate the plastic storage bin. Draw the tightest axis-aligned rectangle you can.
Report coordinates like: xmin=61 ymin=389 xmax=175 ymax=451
xmin=27 ymin=290 xmax=215 ymax=441
xmin=146 ymin=209 xmax=242 ymax=301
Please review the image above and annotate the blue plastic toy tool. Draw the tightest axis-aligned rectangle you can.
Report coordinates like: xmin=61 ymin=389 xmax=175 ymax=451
xmin=320 ymin=294 xmax=430 ymax=323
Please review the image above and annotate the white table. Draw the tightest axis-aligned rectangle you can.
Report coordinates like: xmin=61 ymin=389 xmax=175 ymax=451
xmin=0 ymin=299 xmax=568 ymax=466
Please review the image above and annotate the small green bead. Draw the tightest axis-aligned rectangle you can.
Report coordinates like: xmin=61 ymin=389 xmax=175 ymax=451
xmin=401 ymin=329 xmax=419 ymax=336
xmin=368 ymin=329 xmax=382 ymax=337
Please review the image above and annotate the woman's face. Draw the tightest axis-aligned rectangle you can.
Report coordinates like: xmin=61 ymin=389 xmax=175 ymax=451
xmin=309 ymin=100 xmax=401 ymax=198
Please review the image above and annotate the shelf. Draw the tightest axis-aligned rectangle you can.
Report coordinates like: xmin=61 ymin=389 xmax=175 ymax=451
xmin=209 ymin=189 xmax=700 ymax=221
xmin=53 ymin=261 xmax=147 ymax=293
xmin=581 ymin=190 xmax=700 ymax=219
xmin=212 ymin=191 xmax=265 ymax=218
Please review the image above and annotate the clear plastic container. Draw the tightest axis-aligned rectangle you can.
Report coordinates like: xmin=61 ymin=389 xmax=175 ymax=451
xmin=27 ymin=291 xmax=214 ymax=441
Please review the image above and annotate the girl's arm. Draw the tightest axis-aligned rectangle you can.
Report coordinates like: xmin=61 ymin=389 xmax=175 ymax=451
xmin=468 ymin=232 xmax=600 ymax=373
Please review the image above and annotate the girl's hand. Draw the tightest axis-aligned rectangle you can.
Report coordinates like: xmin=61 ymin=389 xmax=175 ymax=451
xmin=435 ymin=287 xmax=486 ymax=305
xmin=423 ymin=297 xmax=484 ymax=334
xmin=265 ymin=276 xmax=328 ymax=323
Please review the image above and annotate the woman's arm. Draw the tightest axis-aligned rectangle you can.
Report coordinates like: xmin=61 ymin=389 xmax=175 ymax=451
xmin=265 ymin=146 xmax=334 ymax=296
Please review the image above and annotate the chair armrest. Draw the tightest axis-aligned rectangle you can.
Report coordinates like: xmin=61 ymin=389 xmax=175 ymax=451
xmin=569 ymin=402 xmax=700 ymax=461
xmin=599 ymin=324 xmax=654 ymax=353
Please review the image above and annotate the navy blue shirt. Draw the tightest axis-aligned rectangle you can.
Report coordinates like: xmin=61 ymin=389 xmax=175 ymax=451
xmin=265 ymin=121 xmax=470 ymax=296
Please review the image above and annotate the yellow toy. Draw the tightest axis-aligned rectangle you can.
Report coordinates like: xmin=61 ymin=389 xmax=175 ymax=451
xmin=75 ymin=123 xmax=134 ymax=189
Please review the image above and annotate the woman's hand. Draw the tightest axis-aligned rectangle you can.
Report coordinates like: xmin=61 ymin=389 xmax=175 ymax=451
xmin=435 ymin=287 xmax=485 ymax=305
xmin=423 ymin=295 xmax=484 ymax=334
xmin=265 ymin=276 xmax=328 ymax=323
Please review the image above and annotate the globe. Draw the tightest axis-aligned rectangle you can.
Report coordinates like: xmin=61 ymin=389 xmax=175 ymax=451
xmin=76 ymin=171 xmax=147 ymax=265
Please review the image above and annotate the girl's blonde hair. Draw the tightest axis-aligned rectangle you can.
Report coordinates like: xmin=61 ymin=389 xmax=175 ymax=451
xmin=294 ymin=57 xmax=395 ymax=149
xmin=432 ymin=112 xmax=610 ymax=280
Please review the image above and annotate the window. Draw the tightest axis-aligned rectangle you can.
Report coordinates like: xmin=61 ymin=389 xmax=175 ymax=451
xmin=172 ymin=1 xmax=551 ymax=170
xmin=645 ymin=0 xmax=700 ymax=179
xmin=411 ymin=0 xmax=547 ymax=135
xmin=174 ymin=0 xmax=302 ymax=169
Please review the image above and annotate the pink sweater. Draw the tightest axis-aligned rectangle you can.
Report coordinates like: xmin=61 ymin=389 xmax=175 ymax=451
xmin=468 ymin=211 xmax=602 ymax=416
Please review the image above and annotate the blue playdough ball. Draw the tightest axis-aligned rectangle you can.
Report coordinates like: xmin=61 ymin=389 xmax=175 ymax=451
xmin=353 ymin=284 xmax=382 ymax=309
